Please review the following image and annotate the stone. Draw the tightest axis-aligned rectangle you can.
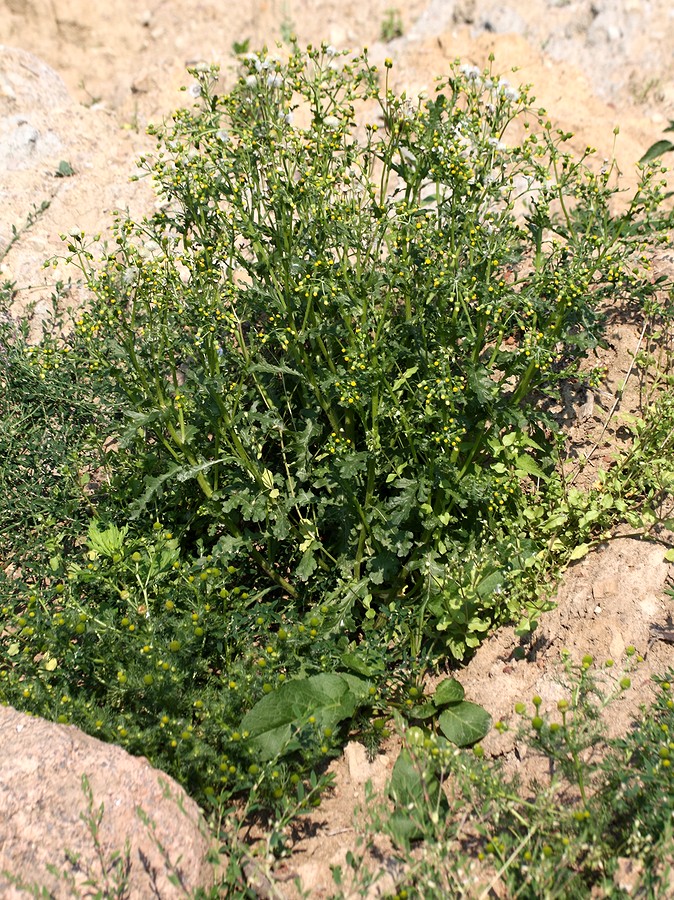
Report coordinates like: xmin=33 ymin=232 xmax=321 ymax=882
xmin=343 ymin=740 xmax=391 ymax=791
xmin=0 ymin=705 xmax=216 ymax=899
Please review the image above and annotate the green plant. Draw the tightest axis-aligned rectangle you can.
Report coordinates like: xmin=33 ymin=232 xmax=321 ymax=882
xmin=1 ymin=201 xmax=51 ymax=265
xmin=340 ymin=654 xmax=674 ymax=899
xmin=380 ymin=8 xmax=403 ymax=42
xmin=640 ymin=119 xmax=674 ymax=164
xmin=55 ymin=160 xmax=75 ymax=178
xmin=3 ymin=43 xmax=674 ymax=897
xmin=0 ymin=300 xmax=116 ymax=577
xmin=0 ymin=519 xmax=367 ymax=809
xmin=62 ymin=47 xmax=671 ymax=663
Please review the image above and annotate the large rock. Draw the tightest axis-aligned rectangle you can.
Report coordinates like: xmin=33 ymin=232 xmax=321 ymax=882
xmin=0 ymin=705 xmax=216 ymax=898
xmin=0 ymin=44 xmax=155 ymax=334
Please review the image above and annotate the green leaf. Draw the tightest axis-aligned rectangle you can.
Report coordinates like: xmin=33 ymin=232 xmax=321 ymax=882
xmin=239 ymin=673 xmax=369 ymax=761
xmin=664 ymin=548 xmax=674 ymax=563
xmin=438 ymin=701 xmax=491 ymax=746
xmin=569 ymin=543 xmax=591 ymax=561
xmin=433 ymin=677 xmax=465 ymax=706
xmin=129 ymin=459 xmax=224 ymax=518
xmin=55 ymin=160 xmax=75 ymax=177
xmin=387 ymin=811 xmax=424 ymax=850
xmin=408 ymin=701 xmax=438 ymax=719
xmin=340 ymin=652 xmax=374 ymax=676
xmin=175 ymin=458 xmax=225 ymax=482
xmin=514 ymin=454 xmax=549 ymax=481
xmin=296 ymin=547 xmax=317 ymax=581
xmin=87 ymin=522 xmax=128 ymax=557
xmin=129 ymin=466 xmax=180 ymax=519
xmin=338 ymin=672 xmax=373 ymax=698
xmin=476 ymin=569 xmax=504 ymax=601
xmin=640 ymin=140 xmax=674 ymax=163
xmin=7 ymin=642 xmax=20 ymax=657
xmin=232 ymin=38 xmax=251 ymax=54
xmin=388 ymin=749 xmax=449 ymax=848
xmin=392 ymin=366 xmax=418 ymax=392
xmin=250 ymin=360 xmax=302 ymax=377
xmin=335 ymin=452 xmax=369 ymax=479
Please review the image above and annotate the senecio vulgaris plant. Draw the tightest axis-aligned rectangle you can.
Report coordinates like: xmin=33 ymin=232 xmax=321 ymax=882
xmin=66 ymin=43 xmax=669 ymax=660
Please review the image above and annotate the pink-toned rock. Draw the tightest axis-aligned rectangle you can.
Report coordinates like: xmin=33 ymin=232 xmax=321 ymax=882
xmin=0 ymin=705 xmax=216 ymax=899
xmin=344 ymin=741 xmax=392 ymax=791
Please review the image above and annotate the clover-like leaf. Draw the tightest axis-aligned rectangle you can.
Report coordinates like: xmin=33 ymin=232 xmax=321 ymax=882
xmin=433 ymin=677 xmax=465 ymax=707
xmin=438 ymin=701 xmax=491 ymax=747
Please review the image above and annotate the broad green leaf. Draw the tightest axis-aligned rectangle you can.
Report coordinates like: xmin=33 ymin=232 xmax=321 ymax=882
xmin=541 ymin=512 xmax=568 ymax=530
xmin=579 ymin=508 xmax=600 ymax=527
xmin=239 ymin=673 xmax=368 ymax=761
xmin=408 ymin=701 xmax=438 ymax=719
xmin=7 ymin=642 xmax=20 ymax=657
xmin=476 ymin=569 xmax=504 ymax=600
xmin=640 ymin=140 xmax=674 ymax=163
xmin=338 ymin=672 xmax=373 ymax=702
xmin=467 ymin=615 xmax=492 ymax=633
xmin=664 ymin=548 xmax=674 ymax=563
xmin=569 ymin=543 xmax=590 ymax=561
xmin=438 ymin=701 xmax=491 ymax=747
xmin=388 ymin=749 xmax=449 ymax=848
xmin=433 ymin=677 xmax=465 ymax=706
xmin=340 ymin=652 xmax=374 ymax=676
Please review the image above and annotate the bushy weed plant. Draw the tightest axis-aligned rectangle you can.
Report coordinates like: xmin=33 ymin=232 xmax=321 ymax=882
xmin=2 ymin=44 xmax=674 ymax=894
xmin=64 ymin=45 xmax=670 ymax=658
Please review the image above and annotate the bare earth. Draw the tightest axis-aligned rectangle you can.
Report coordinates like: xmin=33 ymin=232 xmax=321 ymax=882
xmin=2 ymin=0 xmax=674 ymax=895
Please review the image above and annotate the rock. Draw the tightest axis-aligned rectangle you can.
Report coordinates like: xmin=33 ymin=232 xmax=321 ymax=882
xmin=0 ymin=46 xmax=67 ymax=172
xmin=0 ymin=113 xmax=62 ymax=170
xmin=0 ymin=705 xmax=216 ymax=899
xmin=458 ymin=537 xmax=674 ymax=765
xmin=475 ymin=5 xmax=528 ymax=36
xmin=0 ymin=43 xmax=70 ymax=113
xmin=613 ymin=856 xmax=645 ymax=894
xmin=0 ymin=44 xmax=155 ymax=337
xmin=344 ymin=740 xmax=392 ymax=791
